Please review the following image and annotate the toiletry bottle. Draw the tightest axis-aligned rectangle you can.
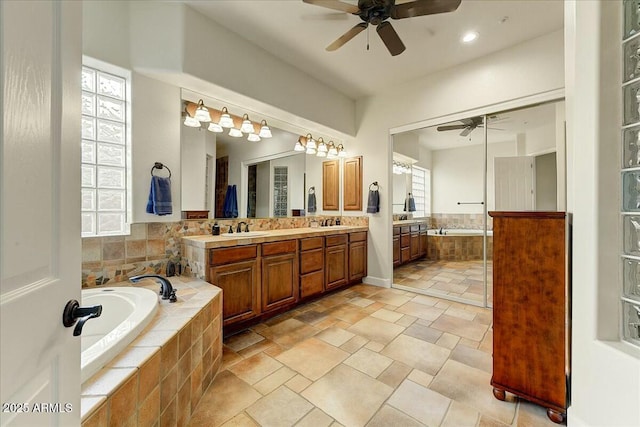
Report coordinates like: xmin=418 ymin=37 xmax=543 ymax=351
xmin=212 ymin=222 xmax=220 ymax=236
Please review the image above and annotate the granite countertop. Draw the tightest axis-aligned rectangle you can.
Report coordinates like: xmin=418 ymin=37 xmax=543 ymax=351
xmin=182 ymin=225 xmax=368 ymax=249
xmin=392 ymin=219 xmax=429 ymax=226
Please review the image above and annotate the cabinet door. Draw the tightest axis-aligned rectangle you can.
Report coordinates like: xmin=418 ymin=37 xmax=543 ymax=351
xmin=393 ymin=235 xmax=401 ymax=266
xmin=210 ymin=260 xmax=259 ymax=326
xmin=262 ymin=253 xmax=298 ymax=313
xmin=325 ymin=243 xmax=348 ymax=290
xmin=410 ymin=233 xmax=420 ymax=260
xmin=323 ymin=159 xmax=340 ymax=210
xmin=419 ymin=231 xmax=428 ymax=257
xmin=300 ymin=271 xmax=324 ymax=299
xmin=349 ymin=240 xmax=367 ymax=283
xmin=343 ymin=156 xmax=362 ymax=211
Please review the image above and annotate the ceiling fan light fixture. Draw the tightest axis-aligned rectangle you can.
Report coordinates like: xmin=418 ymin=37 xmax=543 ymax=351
xmin=208 ymin=122 xmax=223 ymax=133
xmin=194 ymin=99 xmax=211 ymax=122
xmin=461 ymin=31 xmax=478 ymax=43
xmin=218 ymin=107 xmax=234 ymax=128
xmin=240 ymin=114 xmax=254 ymax=134
xmin=259 ymin=120 xmax=272 ymax=138
xmin=229 ymin=127 xmax=243 ymax=138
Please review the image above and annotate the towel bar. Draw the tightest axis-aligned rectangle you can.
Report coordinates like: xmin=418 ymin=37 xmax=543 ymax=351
xmin=151 ymin=162 xmax=172 ymax=178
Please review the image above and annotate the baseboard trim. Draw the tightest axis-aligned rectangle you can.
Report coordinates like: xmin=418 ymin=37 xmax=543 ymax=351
xmin=362 ymin=276 xmax=391 ymax=288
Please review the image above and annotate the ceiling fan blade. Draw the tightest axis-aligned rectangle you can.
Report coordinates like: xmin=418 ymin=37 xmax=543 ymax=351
xmin=301 ymin=12 xmax=349 ymax=21
xmin=437 ymin=124 xmax=467 ymax=131
xmin=376 ymin=21 xmax=406 ymax=56
xmin=390 ymin=0 xmax=462 ymax=19
xmin=303 ymin=0 xmax=360 ymax=14
xmin=459 ymin=126 xmax=474 ymax=137
xmin=326 ymin=23 xmax=368 ymax=51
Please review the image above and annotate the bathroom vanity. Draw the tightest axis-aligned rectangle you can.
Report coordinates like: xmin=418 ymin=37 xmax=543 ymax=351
xmin=392 ymin=220 xmax=428 ymax=267
xmin=183 ymin=226 xmax=367 ymax=335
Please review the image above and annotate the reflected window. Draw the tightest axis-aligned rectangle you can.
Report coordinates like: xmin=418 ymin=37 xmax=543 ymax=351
xmin=81 ymin=59 xmax=131 ymax=236
xmin=273 ymin=166 xmax=288 ymax=217
xmin=411 ymin=166 xmax=430 ymax=217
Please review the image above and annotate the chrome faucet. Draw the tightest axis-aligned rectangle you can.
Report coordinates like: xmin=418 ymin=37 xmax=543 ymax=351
xmin=236 ymin=221 xmax=249 ymax=233
xmin=129 ymin=274 xmax=177 ymax=302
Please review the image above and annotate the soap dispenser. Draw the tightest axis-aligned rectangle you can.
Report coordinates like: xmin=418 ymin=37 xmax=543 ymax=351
xmin=212 ymin=222 xmax=220 ymax=236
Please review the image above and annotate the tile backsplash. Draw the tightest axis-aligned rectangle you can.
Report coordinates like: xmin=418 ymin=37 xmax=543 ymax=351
xmin=82 ymin=216 xmax=368 ymax=287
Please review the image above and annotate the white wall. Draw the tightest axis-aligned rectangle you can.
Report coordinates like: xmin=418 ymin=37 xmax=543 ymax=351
xmin=566 ymin=2 xmax=640 ymax=426
xmin=181 ymin=126 xmax=216 ymax=212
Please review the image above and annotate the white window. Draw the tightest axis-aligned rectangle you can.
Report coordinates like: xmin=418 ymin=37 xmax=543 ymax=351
xmin=81 ymin=58 xmax=131 ymax=237
xmin=411 ymin=166 xmax=430 ymax=217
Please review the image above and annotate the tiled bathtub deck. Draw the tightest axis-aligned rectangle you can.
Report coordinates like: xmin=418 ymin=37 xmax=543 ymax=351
xmin=189 ymin=284 xmax=558 ymax=427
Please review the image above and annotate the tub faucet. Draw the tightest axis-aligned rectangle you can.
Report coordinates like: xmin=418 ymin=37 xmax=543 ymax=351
xmin=129 ymin=274 xmax=177 ymax=302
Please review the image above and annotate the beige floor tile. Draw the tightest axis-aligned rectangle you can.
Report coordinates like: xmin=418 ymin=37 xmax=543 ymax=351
xmin=296 ymin=407 xmax=334 ymax=427
xmin=516 ymin=400 xmax=561 ymax=426
xmin=478 ymin=415 xmax=511 ymax=426
xmin=370 ymin=292 xmax=412 ymax=306
xmin=381 ymin=334 xmax=450 ymax=375
xmin=315 ymin=327 xmax=355 ymax=347
xmin=228 ymin=353 xmax=283 ymax=385
xmin=387 ymin=379 xmax=451 ymax=426
xmin=441 ymin=401 xmax=480 ymax=427
xmin=430 ymin=314 xmax=489 ymax=341
xmin=344 ymin=348 xmax=393 ymax=378
xmin=237 ymin=338 xmax=277 ymax=358
xmin=370 ymin=308 xmax=404 ymax=323
xmin=349 ymin=297 xmax=375 ymax=307
xmin=377 ymin=361 xmax=412 ymax=388
xmin=396 ymin=301 xmax=446 ymax=321
xmin=276 ymin=337 xmax=349 ymax=380
xmin=429 ymin=360 xmax=516 ymax=425
xmin=410 ymin=294 xmax=441 ymax=307
xmin=188 ymin=371 xmax=261 ymax=427
xmin=302 ymin=364 xmax=393 ymax=427
xmin=347 ymin=317 xmax=405 ymax=344
xmin=326 ymin=304 xmax=370 ymax=324
xmin=224 ymin=330 xmax=265 ymax=352
xmin=253 ymin=366 xmax=297 ymax=395
xmin=450 ymin=343 xmax=492 ymax=373
xmin=395 ymin=314 xmax=417 ymax=327
xmin=339 ymin=334 xmax=369 ymax=353
xmin=407 ymin=369 xmax=434 ymax=388
xmin=364 ymin=341 xmax=385 ymax=352
xmin=403 ymin=323 xmax=443 ymax=343
xmin=445 ymin=306 xmax=477 ymax=321
xmin=436 ymin=332 xmax=460 ymax=349
xmin=285 ymin=374 xmax=312 ymax=393
xmin=219 ymin=413 xmax=258 ymax=427
xmin=366 ymin=405 xmax=424 ymax=427
xmin=246 ymin=386 xmax=313 ymax=426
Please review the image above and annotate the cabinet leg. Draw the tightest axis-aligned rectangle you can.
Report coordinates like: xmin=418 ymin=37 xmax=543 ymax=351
xmin=546 ymin=408 xmax=565 ymax=424
xmin=492 ymin=387 xmax=506 ymax=401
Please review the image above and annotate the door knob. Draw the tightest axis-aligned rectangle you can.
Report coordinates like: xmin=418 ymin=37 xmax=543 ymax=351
xmin=62 ymin=299 xmax=102 ymax=336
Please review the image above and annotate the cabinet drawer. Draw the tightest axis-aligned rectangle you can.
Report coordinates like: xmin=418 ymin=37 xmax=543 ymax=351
xmin=300 ymin=270 xmax=324 ymax=299
xmin=300 ymin=236 xmax=323 ymax=251
xmin=300 ymin=248 xmax=324 ymax=274
xmin=262 ymin=240 xmax=296 ymax=256
xmin=393 ymin=226 xmax=400 ymax=235
xmin=210 ymin=245 xmax=257 ymax=266
xmin=325 ymin=234 xmax=348 ymax=246
xmin=419 ymin=223 xmax=428 ymax=231
xmin=400 ymin=234 xmax=410 ymax=248
xmin=349 ymin=231 xmax=367 ymax=242
xmin=410 ymin=224 xmax=420 ymax=232
xmin=400 ymin=226 xmax=411 ymax=234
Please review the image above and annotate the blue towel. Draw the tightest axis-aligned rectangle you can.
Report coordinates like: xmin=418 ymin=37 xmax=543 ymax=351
xmin=308 ymin=192 xmax=317 ymax=213
xmin=223 ymin=185 xmax=238 ymax=218
xmin=404 ymin=194 xmax=416 ymax=212
xmin=146 ymin=176 xmax=172 ymax=216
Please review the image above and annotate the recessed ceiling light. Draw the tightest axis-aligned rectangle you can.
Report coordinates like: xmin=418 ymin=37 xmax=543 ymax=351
xmin=462 ymin=31 xmax=478 ymax=43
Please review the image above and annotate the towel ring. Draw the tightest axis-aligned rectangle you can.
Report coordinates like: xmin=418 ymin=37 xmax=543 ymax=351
xmin=308 ymin=186 xmax=315 ymax=194
xmin=369 ymin=181 xmax=379 ymax=191
xmin=151 ymin=162 xmax=171 ymax=178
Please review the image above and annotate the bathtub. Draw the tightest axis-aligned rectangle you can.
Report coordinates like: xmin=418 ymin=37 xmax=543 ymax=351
xmin=81 ymin=287 xmax=159 ymax=383
xmin=428 ymin=229 xmax=493 ymax=236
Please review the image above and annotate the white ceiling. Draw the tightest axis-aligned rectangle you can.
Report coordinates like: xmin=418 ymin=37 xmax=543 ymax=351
xmin=183 ymin=0 xmax=564 ymax=100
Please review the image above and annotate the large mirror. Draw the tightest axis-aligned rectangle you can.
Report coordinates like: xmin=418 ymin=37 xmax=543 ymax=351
xmin=181 ymin=112 xmax=333 ymax=219
xmin=391 ymin=100 xmax=565 ymax=307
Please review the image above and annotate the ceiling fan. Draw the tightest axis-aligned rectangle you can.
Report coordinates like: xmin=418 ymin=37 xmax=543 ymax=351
xmin=302 ymin=0 xmax=462 ymax=56
xmin=437 ymin=116 xmax=507 ymax=137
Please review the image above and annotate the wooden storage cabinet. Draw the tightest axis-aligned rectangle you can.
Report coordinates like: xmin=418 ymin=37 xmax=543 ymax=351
xmin=325 ymin=234 xmax=348 ymax=290
xmin=393 ymin=227 xmax=401 ymax=266
xmin=261 ymin=240 xmax=298 ymax=313
xmin=299 ymin=237 xmax=325 ymax=299
xmin=208 ymin=245 xmax=259 ymax=327
xmin=489 ymin=211 xmax=568 ymax=423
xmin=348 ymin=232 xmax=367 ymax=283
xmin=394 ymin=223 xmax=427 ymax=267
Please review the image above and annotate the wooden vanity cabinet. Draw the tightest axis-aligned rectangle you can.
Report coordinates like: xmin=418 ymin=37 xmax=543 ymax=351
xmin=208 ymin=245 xmax=259 ymax=326
xmin=393 ymin=226 xmax=401 ymax=266
xmin=399 ymin=226 xmax=411 ymax=264
xmin=261 ymin=240 xmax=299 ymax=314
xmin=348 ymin=232 xmax=367 ymax=283
xmin=325 ymin=234 xmax=348 ymax=290
xmin=300 ymin=236 xmax=325 ymax=299
xmin=409 ymin=224 xmax=421 ymax=260
xmin=343 ymin=156 xmax=362 ymax=211
xmin=419 ymin=225 xmax=428 ymax=258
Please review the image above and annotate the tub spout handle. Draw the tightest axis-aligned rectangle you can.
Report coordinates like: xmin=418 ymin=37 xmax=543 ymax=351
xmin=62 ymin=299 xmax=102 ymax=336
xmin=129 ymin=274 xmax=177 ymax=302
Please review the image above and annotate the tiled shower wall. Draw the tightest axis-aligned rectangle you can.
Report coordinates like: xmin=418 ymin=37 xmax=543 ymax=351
xmin=82 ymin=216 xmax=368 ymax=287
xmin=428 ymin=213 xmax=492 ymax=231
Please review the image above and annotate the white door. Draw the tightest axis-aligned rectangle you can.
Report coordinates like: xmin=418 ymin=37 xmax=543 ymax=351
xmin=1 ymin=1 xmax=82 ymax=426
xmin=494 ymin=156 xmax=535 ymax=210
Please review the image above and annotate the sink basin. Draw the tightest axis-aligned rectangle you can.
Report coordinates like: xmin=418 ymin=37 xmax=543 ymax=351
xmin=219 ymin=231 xmax=268 ymax=238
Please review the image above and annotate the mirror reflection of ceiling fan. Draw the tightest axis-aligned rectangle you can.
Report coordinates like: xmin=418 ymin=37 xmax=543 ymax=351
xmin=302 ymin=0 xmax=462 ymax=56
xmin=436 ymin=115 xmax=508 ymax=137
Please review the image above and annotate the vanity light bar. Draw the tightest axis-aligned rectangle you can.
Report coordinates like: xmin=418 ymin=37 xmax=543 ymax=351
xmin=182 ymin=100 xmax=272 ymax=140
xmin=295 ymin=134 xmax=347 ymax=158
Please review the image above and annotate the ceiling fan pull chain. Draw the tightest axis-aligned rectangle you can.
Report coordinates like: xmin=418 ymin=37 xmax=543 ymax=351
xmin=366 ymin=25 xmax=370 ymax=51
